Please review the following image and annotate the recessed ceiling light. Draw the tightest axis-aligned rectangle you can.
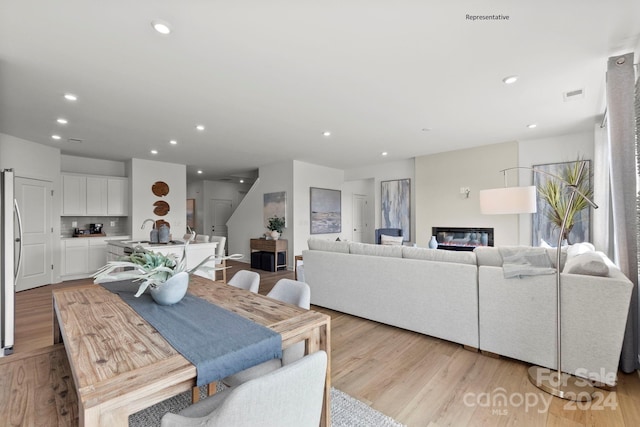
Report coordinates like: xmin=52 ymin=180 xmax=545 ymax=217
xmin=169 ymin=139 xmax=178 ymax=145
xmin=151 ymin=149 xmax=158 ymax=154
xmin=57 ymin=118 xmax=68 ymax=125
xmin=197 ymin=170 xmax=203 ymax=174
xmin=502 ymin=75 xmax=519 ymax=85
xmin=322 ymin=131 xmax=331 ymax=137
xmin=51 ymin=135 xmax=61 ymax=140
xmin=239 ymin=179 xmax=244 ymax=183
xmin=196 ymin=125 xmax=205 ymax=131
xmin=527 ymin=123 xmax=538 ymax=129
xmin=64 ymin=93 xmax=77 ymax=101
xmin=152 ymin=20 xmax=171 ymax=35
xmin=381 ymin=152 xmax=388 ymax=156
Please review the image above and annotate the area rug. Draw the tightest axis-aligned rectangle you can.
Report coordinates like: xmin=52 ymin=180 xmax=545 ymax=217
xmin=129 ymin=384 xmax=405 ymax=427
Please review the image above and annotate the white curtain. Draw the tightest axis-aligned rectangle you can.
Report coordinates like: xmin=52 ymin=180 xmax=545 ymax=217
xmin=605 ymin=52 xmax=639 ymax=373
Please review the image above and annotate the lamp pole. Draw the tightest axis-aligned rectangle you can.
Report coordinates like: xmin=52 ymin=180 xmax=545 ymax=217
xmin=502 ymin=162 xmax=597 ymax=401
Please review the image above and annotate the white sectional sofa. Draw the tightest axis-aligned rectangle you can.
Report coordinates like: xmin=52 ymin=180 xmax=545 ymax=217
xmin=303 ymin=239 xmax=633 ymax=386
xmin=302 ymin=239 xmax=480 ymax=348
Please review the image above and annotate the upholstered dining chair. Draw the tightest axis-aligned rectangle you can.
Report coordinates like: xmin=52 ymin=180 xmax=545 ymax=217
xmin=222 ymin=279 xmax=310 ymax=387
xmin=162 ymin=351 xmax=327 ymax=427
xmin=209 ymin=236 xmax=227 ymax=282
xmin=227 ymin=269 xmax=260 ymax=293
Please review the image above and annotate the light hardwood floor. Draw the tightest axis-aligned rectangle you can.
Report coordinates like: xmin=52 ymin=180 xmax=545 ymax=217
xmin=2 ymin=261 xmax=639 ymax=426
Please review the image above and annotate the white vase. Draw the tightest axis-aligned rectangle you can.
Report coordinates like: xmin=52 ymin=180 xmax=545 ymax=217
xmin=428 ymin=236 xmax=438 ymax=249
xmin=150 ymin=271 xmax=189 ymax=305
xmin=270 ymin=230 xmax=280 ymax=240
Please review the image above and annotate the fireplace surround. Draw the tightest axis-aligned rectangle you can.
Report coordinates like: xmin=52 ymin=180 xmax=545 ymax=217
xmin=431 ymin=227 xmax=494 ymax=251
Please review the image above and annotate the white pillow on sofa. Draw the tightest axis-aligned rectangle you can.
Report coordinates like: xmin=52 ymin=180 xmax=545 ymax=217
xmin=563 ymin=251 xmax=610 ymax=277
xmin=380 ymin=234 xmax=404 ymax=246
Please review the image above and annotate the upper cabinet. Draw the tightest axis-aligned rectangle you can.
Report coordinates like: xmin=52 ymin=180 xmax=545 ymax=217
xmin=62 ymin=173 xmax=128 ymax=216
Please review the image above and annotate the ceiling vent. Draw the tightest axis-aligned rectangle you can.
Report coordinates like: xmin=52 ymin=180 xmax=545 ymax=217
xmin=563 ymin=89 xmax=584 ymax=102
xmin=68 ymin=138 xmax=83 ymax=143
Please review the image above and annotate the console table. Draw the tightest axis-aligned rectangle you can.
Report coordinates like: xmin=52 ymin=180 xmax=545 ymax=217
xmin=250 ymin=238 xmax=288 ymax=270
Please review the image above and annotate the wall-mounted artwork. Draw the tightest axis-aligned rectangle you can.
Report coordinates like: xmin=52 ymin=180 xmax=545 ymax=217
xmin=263 ymin=191 xmax=287 ymax=227
xmin=186 ymin=199 xmax=195 ymax=228
xmin=532 ymin=160 xmax=591 ymax=246
xmin=310 ymin=187 xmax=341 ymax=234
xmin=381 ymin=179 xmax=411 ymax=241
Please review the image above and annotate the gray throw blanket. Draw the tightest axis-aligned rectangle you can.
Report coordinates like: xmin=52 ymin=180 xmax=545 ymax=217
xmin=499 ymin=247 xmax=556 ymax=279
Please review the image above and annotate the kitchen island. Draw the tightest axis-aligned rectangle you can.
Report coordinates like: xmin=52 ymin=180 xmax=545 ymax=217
xmin=107 ymin=240 xmax=219 ymax=278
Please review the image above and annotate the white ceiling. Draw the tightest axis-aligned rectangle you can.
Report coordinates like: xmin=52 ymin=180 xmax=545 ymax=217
xmin=1 ymin=1 xmax=639 ymax=182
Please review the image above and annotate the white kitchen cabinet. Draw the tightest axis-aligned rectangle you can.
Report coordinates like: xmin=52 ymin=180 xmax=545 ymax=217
xmin=62 ymin=239 xmax=89 ymax=276
xmin=61 ymin=173 xmax=128 ymax=216
xmin=61 ymin=236 xmax=130 ymax=280
xmin=86 ymin=176 xmax=108 ymax=215
xmin=62 ymin=174 xmax=87 ymax=215
xmin=107 ymin=177 xmax=128 ymax=216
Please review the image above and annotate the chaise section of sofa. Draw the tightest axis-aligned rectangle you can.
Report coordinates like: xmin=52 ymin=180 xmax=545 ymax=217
xmin=475 ymin=246 xmax=633 ymax=386
xmin=303 ymin=239 xmax=480 ymax=348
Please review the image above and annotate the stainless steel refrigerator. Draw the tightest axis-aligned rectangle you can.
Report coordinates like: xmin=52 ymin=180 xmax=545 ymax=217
xmin=1 ymin=169 xmax=23 ymax=357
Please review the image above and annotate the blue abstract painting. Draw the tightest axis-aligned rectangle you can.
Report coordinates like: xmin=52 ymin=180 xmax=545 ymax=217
xmin=310 ymin=187 xmax=341 ymax=234
xmin=381 ymin=179 xmax=411 ymax=241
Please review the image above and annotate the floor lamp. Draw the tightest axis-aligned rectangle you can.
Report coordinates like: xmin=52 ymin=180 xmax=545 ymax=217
xmin=479 ymin=161 xmax=598 ymax=402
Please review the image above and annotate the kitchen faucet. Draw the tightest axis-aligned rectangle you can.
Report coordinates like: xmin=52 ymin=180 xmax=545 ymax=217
xmin=141 ymin=218 xmax=155 ymax=229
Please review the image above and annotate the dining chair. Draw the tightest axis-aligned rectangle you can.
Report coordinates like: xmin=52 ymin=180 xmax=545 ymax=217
xmin=222 ymin=279 xmax=310 ymax=387
xmin=162 ymin=351 xmax=327 ymax=427
xmin=227 ymin=269 xmax=260 ymax=293
xmin=209 ymin=236 xmax=227 ymax=282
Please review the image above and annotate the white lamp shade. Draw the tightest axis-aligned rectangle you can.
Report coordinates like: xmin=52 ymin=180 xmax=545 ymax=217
xmin=479 ymin=186 xmax=537 ymax=215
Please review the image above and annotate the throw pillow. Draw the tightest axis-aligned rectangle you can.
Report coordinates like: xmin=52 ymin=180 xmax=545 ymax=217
xmin=563 ymin=251 xmax=610 ymax=277
xmin=380 ymin=234 xmax=404 ymax=246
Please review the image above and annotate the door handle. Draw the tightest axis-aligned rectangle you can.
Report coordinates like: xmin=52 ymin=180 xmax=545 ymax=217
xmin=14 ymin=199 xmax=23 ymax=280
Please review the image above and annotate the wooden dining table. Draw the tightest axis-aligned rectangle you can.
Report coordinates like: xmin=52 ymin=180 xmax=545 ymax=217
xmin=52 ymin=275 xmax=331 ymax=426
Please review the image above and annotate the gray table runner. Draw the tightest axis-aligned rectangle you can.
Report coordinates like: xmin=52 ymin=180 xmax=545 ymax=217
xmin=99 ymin=280 xmax=282 ymax=386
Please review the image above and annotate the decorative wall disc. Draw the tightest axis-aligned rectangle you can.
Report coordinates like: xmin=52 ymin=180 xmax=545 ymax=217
xmin=153 ymin=200 xmax=170 ymax=216
xmin=152 ymin=181 xmax=170 ymax=197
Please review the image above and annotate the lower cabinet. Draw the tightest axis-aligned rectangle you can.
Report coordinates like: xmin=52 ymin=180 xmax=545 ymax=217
xmin=61 ymin=236 xmax=129 ymax=280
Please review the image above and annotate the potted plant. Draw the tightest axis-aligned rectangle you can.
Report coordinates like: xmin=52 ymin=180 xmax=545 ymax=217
xmin=537 ymin=159 xmax=593 ymax=245
xmin=267 ymin=216 xmax=286 ymax=240
xmin=94 ymin=241 xmax=222 ymax=305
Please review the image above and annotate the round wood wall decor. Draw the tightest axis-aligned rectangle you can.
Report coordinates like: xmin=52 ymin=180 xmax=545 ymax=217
xmin=152 ymin=181 xmax=170 ymax=197
xmin=153 ymin=200 xmax=170 ymax=216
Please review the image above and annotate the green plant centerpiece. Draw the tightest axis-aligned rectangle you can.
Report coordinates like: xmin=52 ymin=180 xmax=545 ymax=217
xmin=536 ymin=159 xmax=593 ymax=245
xmin=94 ymin=240 xmax=219 ymax=305
xmin=267 ymin=216 xmax=285 ymax=240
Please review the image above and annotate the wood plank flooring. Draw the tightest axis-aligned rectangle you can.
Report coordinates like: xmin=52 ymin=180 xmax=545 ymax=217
xmin=2 ymin=261 xmax=639 ymax=426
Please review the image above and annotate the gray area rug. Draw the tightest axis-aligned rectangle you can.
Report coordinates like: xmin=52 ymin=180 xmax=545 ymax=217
xmin=129 ymin=384 xmax=405 ymax=427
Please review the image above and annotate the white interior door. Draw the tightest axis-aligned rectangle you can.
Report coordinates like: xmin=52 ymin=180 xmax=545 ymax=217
xmin=208 ymin=199 xmax=232 ymax=251
xmin=15 ymin=177 xmax=52 ymax=291
xmin=352 ymin=194 xmax=367 ymax=243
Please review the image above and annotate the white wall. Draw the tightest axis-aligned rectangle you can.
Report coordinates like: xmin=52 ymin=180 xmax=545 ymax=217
xmin=517 ymin=130 xmax=595 ymax=245
xmin=345 ymin=158 xmax=415 ymax=242
xmin=186 ymin=180 xmax=205 ymax=233
xmin=0 ymin=133 xmax=63 ymax=282
xmin=128 ymin=158 xmax=186 ymax=241
xmin=292 ymin=161 xmax=345 ymax=258
xmin=415 ymin=141 xmax=520 ymax=247
xmin=227 ymin=161 xmax=294 ymax=267
xmin=61 ymin=155 xmax=126 ymax=177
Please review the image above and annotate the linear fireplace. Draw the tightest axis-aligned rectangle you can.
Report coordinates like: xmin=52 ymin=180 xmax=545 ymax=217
xmin=431 ymin=227 xmax=494 ymax=251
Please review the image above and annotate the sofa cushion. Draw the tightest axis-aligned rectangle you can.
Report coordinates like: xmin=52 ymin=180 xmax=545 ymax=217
xmin=380 ymin=234 xmax=404 ymax=246
xmin=563 ymin=251 xmax=610 ymax=277
xmin=307 ymin=239 xmax=350 ymax=253
xmin=566 ymin=242 xmax=595 ymax=259
xmin=402 ymin=247 xmax=476 ymax=265
xmin=349 ymin=242 xmax=403 ymax=258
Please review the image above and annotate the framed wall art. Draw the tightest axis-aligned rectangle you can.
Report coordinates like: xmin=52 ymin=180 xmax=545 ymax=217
xmin=310 ymin=187 xmax=341 ymax=234
xmin=532 ymin=160 xmax=591 ymax=246
xmin=263 ymin=191 xmax=287 ymax=227
xmin=381 ymin=178 xmax=411 ymax=241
